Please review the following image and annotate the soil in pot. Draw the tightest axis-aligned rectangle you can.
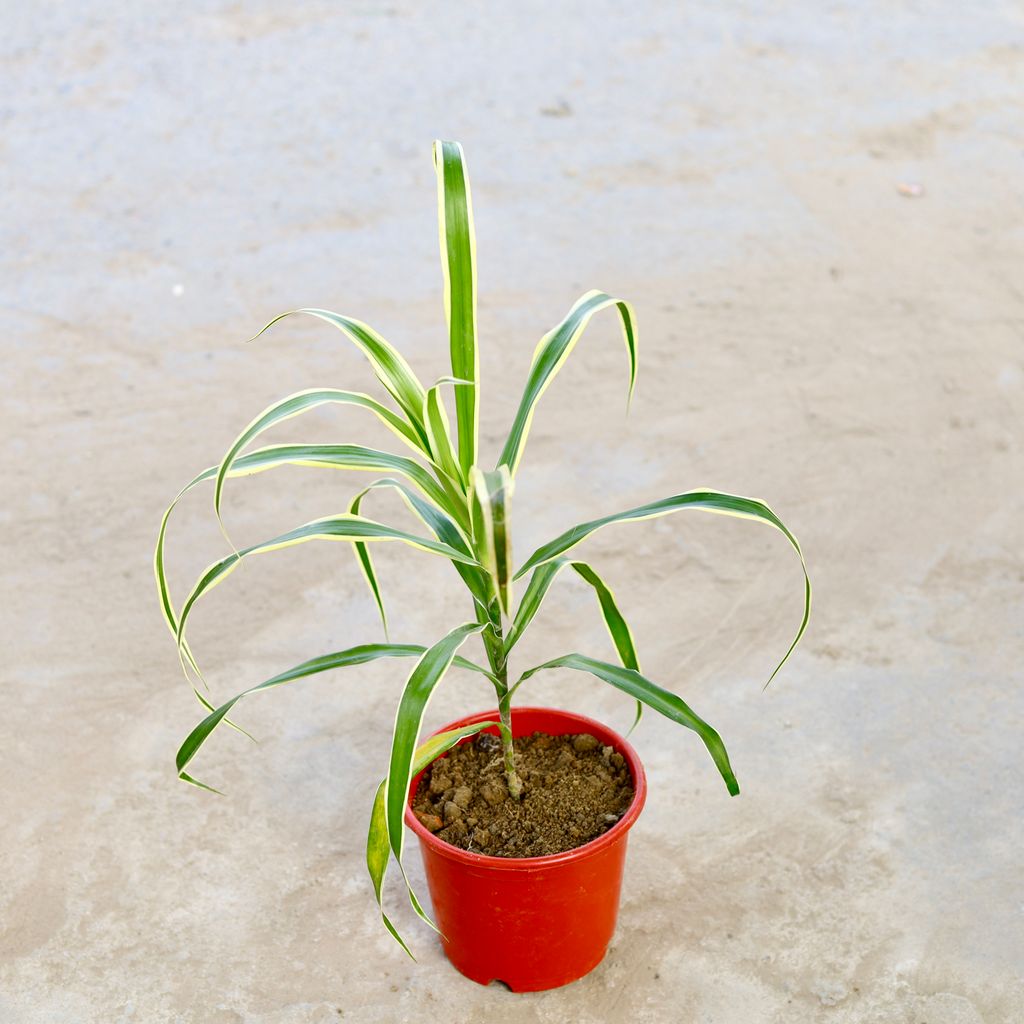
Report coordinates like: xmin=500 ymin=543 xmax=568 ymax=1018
xmin=411 ymin=731 xmax=635 ymax=857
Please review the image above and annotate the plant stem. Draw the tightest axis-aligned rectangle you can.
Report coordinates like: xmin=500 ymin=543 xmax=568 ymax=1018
xmin=497 ymin=683 xmax=523 ymax=802
xmin=479 ymin=602 xmax=524 ymax=800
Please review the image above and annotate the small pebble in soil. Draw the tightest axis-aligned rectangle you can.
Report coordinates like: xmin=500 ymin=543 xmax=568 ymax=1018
xmin=414 ymin=811 xmax=443 ymax=832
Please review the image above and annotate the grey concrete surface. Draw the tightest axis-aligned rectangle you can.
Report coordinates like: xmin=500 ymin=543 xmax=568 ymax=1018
xmin=2 ymin=3 xmax=1023 ymax=1021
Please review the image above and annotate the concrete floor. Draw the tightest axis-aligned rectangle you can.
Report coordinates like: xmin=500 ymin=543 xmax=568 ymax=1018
xmin=2 ymin=3 xmax=1023 ymax=1021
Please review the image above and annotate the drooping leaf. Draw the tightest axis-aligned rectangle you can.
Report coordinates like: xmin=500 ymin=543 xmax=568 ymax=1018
xmin=174 ymin=514 xmax=482 ymax=673
xmin=383 ymin=623 xmax=484 ymax=863
xmin=498 ymin=290 xmax=637 ymax=475
xmin=211 ymin=388 xmax=426 ymax=527
xmin=352 ymin=477 xmax=490 ymax=609
xmin=516 ymin=489 xmax=811 ymax=688
xmin=349 ymin=488 xmax=388 ymax=638
xmin=212 ymin=444 xmax=454 ymax=530
xmin=504 ymin=558 xmax=644 ymax=730
xmin=505 ymin=558 xmax=638 ymax=668
xmin=434 ymin=140 xmax=479 ymax=476
xmin=516 ymin=653 xmax=738 ymax=795
xmin=252 ymin=309 xmax=429 ymax=440
xmin=367 ymin=719 xmax=499 ymax=958
xmin=468 ymin=466 xmax=514 ymax=616
xmin=175 ymin=643 xmax=498 ymax=783
xmin=157 ymin=447 xmax=452 ymax=657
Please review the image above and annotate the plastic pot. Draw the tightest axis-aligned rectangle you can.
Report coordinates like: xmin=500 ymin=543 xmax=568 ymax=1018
xmin=404 ymin=706 xmax=647 ymax=992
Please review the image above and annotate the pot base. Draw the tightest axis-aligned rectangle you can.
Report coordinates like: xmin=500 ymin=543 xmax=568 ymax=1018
xmin=446 ymin=941 xmax=610 ymax=993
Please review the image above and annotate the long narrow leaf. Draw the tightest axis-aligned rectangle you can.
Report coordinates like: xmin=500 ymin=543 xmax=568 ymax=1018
xmin=505 ymin=558 xmax=638 ymax=667
xmin=383 ymin=623 xmax=484 ymax=863
xmin=434 ymin=140 xmax=478 ymax=476
xmin=349 ymin=488 xmax=388 ymax=638
xmin=157 ymin=448 xmax=443 ymax=652
xmin=504 ymin=558 xmax=643 ymax=730
xmin=366 ymin=780 xmax=414 ymax=957
xmin=498 ymin=290 xmax=637 ymax=475
xmin=175 ymin=514 xmax=482 ymax=670
xmin=515 ymin=489 xmax=811 ymax=688
xmin=517 ymin=653 xmax=738 ymax=795
xmin=351 ymin=477 xmax=490 ymax=608
xmin=212 ymin=388 xmax=426 ymax=527
xmin=175 ymin=644 xmax=498 ymax=783
xmin=423 ymin=384 xmax=465 ymax=490
xmin=253 ymin=309 xmax=429 ymax=439
xmin=214 ymin=443 xmax=454 ymax=524
xmin=367 ymin=719 xmax=499 ymax=958
xmin=469 ymin=466 xmax=514 ymax=616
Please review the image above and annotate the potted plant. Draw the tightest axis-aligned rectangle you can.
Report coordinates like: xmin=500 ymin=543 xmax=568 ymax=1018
xmin=156 ymin=140 xmax=810 ymax=992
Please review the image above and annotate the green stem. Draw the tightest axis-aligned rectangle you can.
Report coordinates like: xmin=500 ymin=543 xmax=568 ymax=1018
xmin=477 ymin=599 xmax=523 ymax=800
xmin=497 ymin=687 xmax=522 ymax=801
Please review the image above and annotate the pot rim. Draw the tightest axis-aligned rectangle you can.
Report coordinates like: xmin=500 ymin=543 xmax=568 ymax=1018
xmin=404 ymin=705 xmax=648 ymax=870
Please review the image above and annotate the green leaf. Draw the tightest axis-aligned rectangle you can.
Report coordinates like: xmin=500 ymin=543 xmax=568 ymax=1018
xmin=516 ymin=488 xmax=811 ymax=688
xmin=365 ymin=780 xmax=412 ymax=956
xmin=349 ymin=488 xmax=388 ymax=639
xmin=367 ymin=719 xmax=499 ymax=957
xmin=498 ymin=290 xmax=637 ymax=475
xmin=505 ymin=558 xmax=637 ymax=668
xmin=175 ymin=643 xmax=498 ymax=782
xmin=174 ymin=514 xmax=482 ymax=671
xmin=469 ymin=466 xmax=514 ymax=616
xmin=423 ymin=383 xmax=465 ymax=490
xmin=504 ymin=558 xmax=643 ymax=731
xmin=434 ymin=140 xmax=478 ymax=476
xmin=211 ymin=387 xmax=426 ymax=529
xmin=350 ymin=477 xmax=490 ymax=609
xmin=517 ymin=653 xmax=738 ymax=795
xmin=213 ymin=444 xmax=455 ymax=531
xmin=252 ymin=310 xmax=429 ymax=439
xmin=384 ymin=623 xmax=484 ymax=863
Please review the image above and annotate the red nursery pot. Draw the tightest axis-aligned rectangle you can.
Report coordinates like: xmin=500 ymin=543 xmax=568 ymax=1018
xmin=404 ymin=706 xmax=648 ymax=992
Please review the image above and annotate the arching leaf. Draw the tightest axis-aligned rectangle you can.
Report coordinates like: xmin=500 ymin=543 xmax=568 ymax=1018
xmin=498 ymin=290 xmax=637 ymax=475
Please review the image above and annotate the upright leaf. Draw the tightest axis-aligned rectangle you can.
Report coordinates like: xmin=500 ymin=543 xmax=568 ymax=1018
xmin=469 ymin=466 xmax=514 ymax=616
xmin=423 ymin=383 xmax=465 ymax=489
xmin=434 ymin=140 xmax=479 ymax=476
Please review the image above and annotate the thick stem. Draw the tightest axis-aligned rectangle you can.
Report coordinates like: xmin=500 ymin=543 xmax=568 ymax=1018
xmin=479 ymin=602 xmax=524 ymax=800
xmin=497 ymin=687 xmax=523 ymax=801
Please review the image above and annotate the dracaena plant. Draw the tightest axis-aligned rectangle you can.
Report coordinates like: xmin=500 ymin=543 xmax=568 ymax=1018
xmin=156 ymin=140 xmax=811 ymax=954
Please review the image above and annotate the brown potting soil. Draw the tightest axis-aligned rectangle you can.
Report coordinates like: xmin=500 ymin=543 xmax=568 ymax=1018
xmin=411 ymin=731 xmax=635 ymax=858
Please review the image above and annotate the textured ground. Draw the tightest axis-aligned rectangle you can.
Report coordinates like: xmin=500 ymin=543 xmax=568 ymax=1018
xmin=2 ymin=4 xmax=1023 ymax=1022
